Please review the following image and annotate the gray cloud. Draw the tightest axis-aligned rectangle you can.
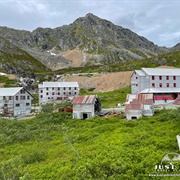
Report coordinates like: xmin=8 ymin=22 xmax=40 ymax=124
xmin=0 ymin=0 xmax=179 ymax=47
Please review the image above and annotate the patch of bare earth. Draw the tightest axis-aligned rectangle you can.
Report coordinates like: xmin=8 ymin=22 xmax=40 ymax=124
xmin=65 ymin=71 xmax=133 ymax=92
xmin=60 ymin=49 xmax=85 ymax=67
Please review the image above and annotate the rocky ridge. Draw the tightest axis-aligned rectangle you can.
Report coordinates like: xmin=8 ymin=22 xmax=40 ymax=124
xmin=0 ymin=13 xmax=179 ymax=73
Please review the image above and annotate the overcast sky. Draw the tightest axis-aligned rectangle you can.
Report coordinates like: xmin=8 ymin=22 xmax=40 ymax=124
xmin=0 ymin=0 xmax=179 ymax=47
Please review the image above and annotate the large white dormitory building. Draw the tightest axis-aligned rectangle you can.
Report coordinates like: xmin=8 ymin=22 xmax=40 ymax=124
xmin=131 ymin=67 xmax=180 ymax=105
xmin=38 ymin=82 xmax=79 ymax=104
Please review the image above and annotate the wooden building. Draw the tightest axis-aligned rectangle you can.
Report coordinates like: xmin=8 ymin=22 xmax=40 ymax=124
xmin=125 ymin=94 xmax=154 ymax=120
xmin=72 ymin=95 xmax=101 ymax=119
xmin=0 ymin=87 xmax=34 ymax=118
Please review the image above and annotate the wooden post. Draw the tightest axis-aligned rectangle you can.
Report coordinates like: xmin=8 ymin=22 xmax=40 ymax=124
xmin=176 ymin=135 xmax=180 ymax=151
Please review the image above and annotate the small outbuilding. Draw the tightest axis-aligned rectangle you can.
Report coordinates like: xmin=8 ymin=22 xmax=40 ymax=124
xmin=125 ymin=93 xmax=154 ymax=120
xmin=72 ymin=95 xmax=101 ymax=119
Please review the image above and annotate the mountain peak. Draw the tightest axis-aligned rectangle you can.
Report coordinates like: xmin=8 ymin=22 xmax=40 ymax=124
xmin=85 ymin=13 xmax=99 ymax=19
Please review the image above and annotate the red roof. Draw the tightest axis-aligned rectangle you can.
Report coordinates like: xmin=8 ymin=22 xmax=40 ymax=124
xmin=72 ymin=95 xmax=97 ymax=104
xmin=125 ymin=94 xmax=153 ymax=110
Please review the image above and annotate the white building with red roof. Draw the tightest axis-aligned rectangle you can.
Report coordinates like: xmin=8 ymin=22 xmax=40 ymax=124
xmin=131 ymin=67 xmax=180 ymax=105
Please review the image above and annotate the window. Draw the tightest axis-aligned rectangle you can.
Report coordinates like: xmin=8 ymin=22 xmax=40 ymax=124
xmin=40 ymin=90 xmax=43 ymax=93
xmin=166 ymin=76 xmax=169 ymax=80
xmin=52 ymin=92 xmax=54 ymax=95
xmin=136 ymin=77 xmax=138 ymax=79
xmin=3 ymin=96 xmax=6 ymax=100
xmin=69 ymin=87 xmax=71 ymax=90
xmin=75 ymin=92 xmax=77 ymax=95
xmin=173 ymin=76 xmax=176 ymax=80
xmin=167 ymin=83 xmax=169 ymax=87
xmin=52 ymin=87 xmax=54 ymax=90
xmin=58 ymin=88 xmax=60 ymax=91
xmin=16 ymin=104 xmax=20 ymax=107
xmin=40 ymin=95 xmax=43 ymax=98
xmin=159 ymin=76 xmax=162 ymax=80
xmin=48 ymin=97 xmax=50 ymax=99
xmin=26 ymin=103 xmax=30 ymax=106
xmin=152 ymin=76 xmax=155 ymax=80
xmin=16 ymin=96 xmax=18 ymax=100
xmin=20 ymin=89 xmax=25 ymax=94
xmin=46 ymin=92 xmax=49 ymax=95
xmin=159 ymin=83 xmax=162 ymax=88
xmin=64 ymin=92 xmax=66 ymax=95
xmin=63 ymin=87 xmax=66 ymax=90
xmin=27 ymin=96 xmax=30 ymax=100
xmin=136 ymin=84 xmax=138 ymax=86
xmin=74 ymin=87 xmax=77 ymax=90
xmin=58 ymin=92 xmax=60 ymax=95
xmin=9 ymin=96 xmax=12 ymax=100
xmin=152 ymin=83 xmax=155 ymax=87
xmin=174 ymin=83 xmax=176 ymax=87
xmin=69 ymin=92 xmax=71 ymax=95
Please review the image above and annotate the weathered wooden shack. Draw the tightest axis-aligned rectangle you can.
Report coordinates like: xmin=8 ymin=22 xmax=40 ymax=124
xmin=72 ymin=95 xmax=101 ymax=119
xmin=125 ymin=94 xmax=154 ymax=120
xmin=0 ymin=87 xmax=34 ymax=118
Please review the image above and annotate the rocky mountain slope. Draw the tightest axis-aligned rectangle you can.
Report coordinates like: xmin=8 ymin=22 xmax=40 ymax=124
xmin=0 ymin=13 xmax=178 ymax=73
xmin=0 ymin=36 xmax=48 ymax=74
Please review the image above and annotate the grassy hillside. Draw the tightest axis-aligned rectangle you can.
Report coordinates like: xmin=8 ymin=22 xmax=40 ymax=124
xmin=0 ymin=36 xmax=49 ymax=74
xmin=0 ymin=108 xmax=180 ymax=179
xmin=79 ymin=86 xmax=131 ymax=108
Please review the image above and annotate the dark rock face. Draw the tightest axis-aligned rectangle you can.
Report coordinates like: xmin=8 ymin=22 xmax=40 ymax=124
xmin=0 ymin=13 xmax=171 ymax=72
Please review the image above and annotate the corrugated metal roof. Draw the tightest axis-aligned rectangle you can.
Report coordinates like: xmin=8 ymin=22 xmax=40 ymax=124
xmin=72 ymin=95 xmax=97 ymax=104
xmin=141 ymin=88 xmax=180 ymax=93
xmin=125 ymin=93 xmax=153 ymax=110
xmin=125 ymin=103 xmax=142 ymax=110
xmin=39 ymin=82 xmax=79 ymax=88
xmin=0 ymin=87 xmax=23 ymax=96
xmin=142 ymin=68 xmax=180 ymax=76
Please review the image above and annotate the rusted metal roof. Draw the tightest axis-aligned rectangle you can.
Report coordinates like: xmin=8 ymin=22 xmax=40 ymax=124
xmin=125 ymin=93 xmax=153 ymax=110
xmin=72 ymin=95 xmax=97 ymax=104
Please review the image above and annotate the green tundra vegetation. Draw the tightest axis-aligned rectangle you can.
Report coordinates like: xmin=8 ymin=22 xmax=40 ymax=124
xmin=79 ymin=86 xmax=131 ymax=108
xmin=0 ymin=75 xmax=18 ymax=87
xmin=0 ymin=107 xmax=180 ymax=180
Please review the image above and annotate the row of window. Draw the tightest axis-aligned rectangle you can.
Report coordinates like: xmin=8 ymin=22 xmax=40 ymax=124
xmin=16 ymin=96 xmax=30 ymax=100
xmin=43 ymin=87 xmax=77 ymax=91
xmin=3 ymin=96 xmax=30 ymax=100
xmin=40 ymin=91 xmax=77 ymax=98
xmin=135 ymin=83 xmax=177 ymax=88
xmin=152 ymin=83 xmax=176 ymax=88
xmin=15 ymin=103 xmax=30 ymax=107
xmin=41 ymin=92 xmax=77 ymax=96
xmin=152 ymin=76 xmax=176 ymax=80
